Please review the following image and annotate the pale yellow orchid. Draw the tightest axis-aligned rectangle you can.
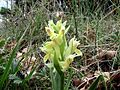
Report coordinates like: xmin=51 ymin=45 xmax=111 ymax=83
xmin=60 ymin=37 xmax=82 ymax=71
xmin=40 ymin=20 xmax=82 ymax=72
xmin=64 ymin=37 xmax=82 ymax=57
xmin=60 ymin=54 xmax=76 ymax=71
xmin=45 ymin=27 xmax=54 ymax=36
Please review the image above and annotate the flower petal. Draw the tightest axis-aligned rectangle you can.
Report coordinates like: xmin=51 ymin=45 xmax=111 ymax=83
xmin=60 ymin=55 xmax=75 ymax=71
xmin=75 ymin=49 xmax=82 ymax=56
xmin=43 ymin=54 xmax=50 ymax=63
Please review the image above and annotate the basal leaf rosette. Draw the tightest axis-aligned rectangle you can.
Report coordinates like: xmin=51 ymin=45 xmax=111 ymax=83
xmin=40 ymin=20 xmax=82 ymax=72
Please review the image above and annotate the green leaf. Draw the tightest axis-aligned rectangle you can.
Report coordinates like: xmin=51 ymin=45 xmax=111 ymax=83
xmin=53 ymin=72 xmax=61 ymax=90
xmin=14 ymin=79 xmax=22 ymax=84
xmin=0 ymin=43 xmax=19 ymax=88
xmin=0 ymin=39 xmax=5 ymax=48
xmin=64 ymin=68 xmax=73 ymax=90
xmin=9 ymin=74 xmax=19 ymax=80
xmin=88 ymin=75 xmax=102 ymax=90
xmin=0 ymin=23 xmax=30 ymax=89
xmin=100 ymin=75 xmax=107 ymax=90
xmin=53 ymin=51 xmax=64 ymax=90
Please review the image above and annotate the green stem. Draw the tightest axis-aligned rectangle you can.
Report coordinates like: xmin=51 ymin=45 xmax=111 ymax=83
xmin=60 ymin=71 xmax=64 ymax=90
xmin=53 ymin=51 xmax=64 ymax=90
xmin=50 ymin=68 xmax=54 ymax=90
xmin=54 ymin=64 xmax=64 ymax=90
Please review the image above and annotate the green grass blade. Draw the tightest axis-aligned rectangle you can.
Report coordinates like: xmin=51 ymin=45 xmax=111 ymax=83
xmin=88 ymin=75 xmax=102 ymax=90
xmin=64 ymin=68 xmax=73 ymax=90
xmin=101 ymin=75 xmax=107 ymax=90
xmin=0 ymin=23 xmax=30 ymax=89
xmin=0 ymin=43 xmax=18 ymax=89
xmin=22 ymin=64 xmax=37 ymax=84
xmin=0 ymin=39 xmax=5 ymax=48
